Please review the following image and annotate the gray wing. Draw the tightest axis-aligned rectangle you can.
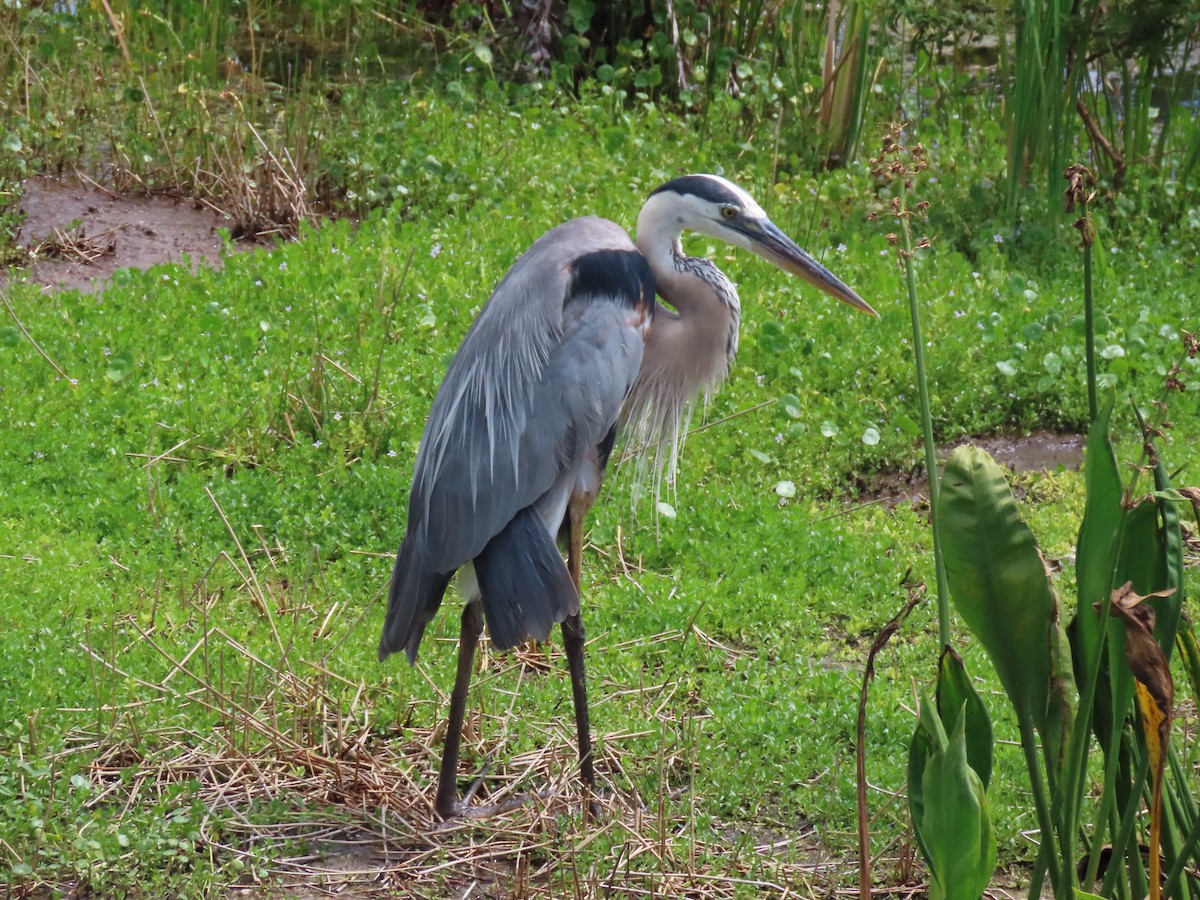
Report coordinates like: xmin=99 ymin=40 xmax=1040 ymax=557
xmin=380 ymin=216 xmax=654 ymax=662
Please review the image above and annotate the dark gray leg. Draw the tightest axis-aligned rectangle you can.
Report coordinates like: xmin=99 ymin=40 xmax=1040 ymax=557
xmin=435 ymin=601 xmax=483 ymax=819
xmin=561 ymin=612 xmax=595 ymax=792
xmin=565 ymin=501 xmax=596 ymax=782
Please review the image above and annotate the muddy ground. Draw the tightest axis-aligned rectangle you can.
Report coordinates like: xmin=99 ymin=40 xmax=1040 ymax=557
xmin=12 ymin=176 xmax=246 ymax=294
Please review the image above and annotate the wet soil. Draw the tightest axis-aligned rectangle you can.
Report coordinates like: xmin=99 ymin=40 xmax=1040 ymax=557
xmin=12 ymin=176 xmax=247 ymax=294
xmin=858 ymin=431 xmax=1086 ymax=507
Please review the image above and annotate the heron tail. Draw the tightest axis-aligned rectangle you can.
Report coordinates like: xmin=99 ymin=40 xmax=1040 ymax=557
xmin=474 ymin=505 xmax=580 ymax=651
xmin=379 ymin=537 xmax=453 ymax=664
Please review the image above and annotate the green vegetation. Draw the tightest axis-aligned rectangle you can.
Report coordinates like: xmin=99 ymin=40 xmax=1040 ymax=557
xmin=1 ymin=1 xmax=1198 ymax=896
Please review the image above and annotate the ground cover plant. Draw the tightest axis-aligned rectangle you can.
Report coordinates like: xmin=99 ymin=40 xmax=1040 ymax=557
xmin=1 ymin=2 xmax=1199 ymax=897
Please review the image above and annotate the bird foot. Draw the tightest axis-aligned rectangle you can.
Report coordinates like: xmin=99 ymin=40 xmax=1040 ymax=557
xmin=433 ymin=787 xmax=606 ymax=825
xmin=583 ymin=795 xmax=606 ymax=824
xmin=433 ymin=794 xmax=531 ymax=824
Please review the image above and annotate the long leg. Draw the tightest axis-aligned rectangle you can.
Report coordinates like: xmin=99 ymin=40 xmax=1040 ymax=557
xmin=562 ymin=612 xmax=595 ymax=791
xmin=435 ymin=600 xmax=483 ymax=819
xmin=563 ymin=500 xmax=597 ymax=808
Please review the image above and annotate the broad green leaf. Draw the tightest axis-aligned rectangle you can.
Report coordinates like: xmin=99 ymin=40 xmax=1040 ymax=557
xmin=938 ymin=446 xmax=1055 ymax=735
xmin=1176 ymin=617 xmax=1200 ymax=709
xmin=935 ymin=648 xmax=993 ymax=790
xmin=1073 ymin=395 xmax=1121 ymax=675
xmin=1108 ymin=584 xmax=1174 ymax=900
xmin=1071 ymin=395 xmax=1123 ymax=752
xmin=1150 ymin=458 xmax=1184 ymax=657
xmin=919 ymin=710 xmax=996 ymax=900
xmin=1044 ymin=581 xmax=1077 ymax=773
xmin=907 ymin=695 xmax=947 ymax=870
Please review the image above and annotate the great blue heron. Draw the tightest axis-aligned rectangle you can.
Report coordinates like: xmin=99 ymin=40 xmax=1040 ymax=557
xmin=379 ymin=174 xmax=877 ymax=819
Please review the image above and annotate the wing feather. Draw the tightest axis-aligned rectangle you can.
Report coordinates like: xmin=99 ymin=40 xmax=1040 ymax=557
xmin=380 ymin=216 xmax=652 ymax=662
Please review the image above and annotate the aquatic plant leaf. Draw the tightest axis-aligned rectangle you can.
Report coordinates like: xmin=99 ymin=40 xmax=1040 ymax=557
xmin=1107 ymin=582 xmax=1175 ymax=900
xmin=1072 ymin=395 xmax=1121 ymax=707
xmin=914 ymin=700 xmax=996 ymax=900
xmin=934 ymin=647 xmax=993 ymax=790
xmin=937 ymin=446 xmax=1058 ymax=737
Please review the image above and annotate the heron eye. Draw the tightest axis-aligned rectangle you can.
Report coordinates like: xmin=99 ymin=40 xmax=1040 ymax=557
xmin=720 ymin=206 xmax=738 ymax=220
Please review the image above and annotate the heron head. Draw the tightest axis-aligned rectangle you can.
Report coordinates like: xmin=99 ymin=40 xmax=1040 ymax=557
xmin=642 ymin=174 xmax=878 ymax=317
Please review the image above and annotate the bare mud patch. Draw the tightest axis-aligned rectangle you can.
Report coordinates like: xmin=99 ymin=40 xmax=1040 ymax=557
xmin=11 ymin=176 xmax=253 ymax=294
xmin=858 ymin=431 xmax=1085 ymax=507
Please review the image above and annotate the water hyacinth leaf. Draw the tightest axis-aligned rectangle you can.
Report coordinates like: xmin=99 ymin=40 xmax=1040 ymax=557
xmin=937 ymin=446 xmax=1056 ymax=736
xmin=778 ymin=393 xmax=803 ymax=419
xmin=472 ymin=43 xmax=494 ymax=66
xmin=935 ymin=648 xmax=993 ymax=790
xmin=106 ymin=350 xmax=134 ymax=382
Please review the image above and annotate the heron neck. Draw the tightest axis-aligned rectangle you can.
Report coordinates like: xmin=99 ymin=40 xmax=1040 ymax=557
xmin=633 ymin=228 xmax=740 ymax=406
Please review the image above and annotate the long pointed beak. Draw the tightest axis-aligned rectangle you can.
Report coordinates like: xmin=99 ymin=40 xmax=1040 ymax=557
xmin=752 ymin=220 xmax=878 ymax=317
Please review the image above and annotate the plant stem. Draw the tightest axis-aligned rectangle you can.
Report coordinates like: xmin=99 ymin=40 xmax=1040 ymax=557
xmin=899 ymin=180 xmax=951 ymax=647
xmin=1017 ymin=709 xmax=1064 ymax=898
xmin=1083 ymin=235 xmax=1097 ymax=422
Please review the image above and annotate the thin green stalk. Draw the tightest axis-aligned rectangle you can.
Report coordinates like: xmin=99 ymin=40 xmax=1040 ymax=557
xmin=1017 ymin=708 xmax=1063 ymax=899
xmin=1163 ymin=789 xmax=1200 ymax=897
xmin=1083 ymin=725 xmax=1125 ymax=885
xmin=899 ymin=181 xmax=950 ymax=648
xmin=1084 ymin=237 xmax=1097 ymax=422
xmin=1101 ymin=757 xmax=1151 ymax=898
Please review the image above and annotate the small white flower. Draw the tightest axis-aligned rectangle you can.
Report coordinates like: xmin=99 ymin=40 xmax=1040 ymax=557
xmin=313 ymin=440 xmax=322 ymax=448
xmin=993 ymin=233 xmax=1004 ymax=243
xmin=388 ymin=449 xmax=397 ymax=457
xmin=333 ymin=412 xmax=342 ymax=421
xmin=279 ymin=261 xmax=287 ymax=270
